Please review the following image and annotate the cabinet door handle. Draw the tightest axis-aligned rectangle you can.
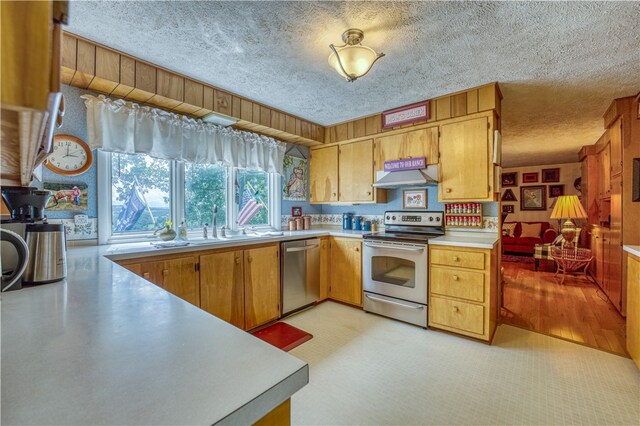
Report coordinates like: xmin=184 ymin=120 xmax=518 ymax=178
xmin=366 ymin=191 xmax=371 ymax=196
xmin=453 ymin=306 xmax=459 ymax=313
xmin=445 ymin=188 xmax=452 ymax=193
xmin=235 ymin=257 xmax=240 ymax=265
xmin=333 ymin=193 xmax=337 ymax=197
xmin=452 ymin=256 xmax=459 ymax=261
xmin=247 ymin=256 xmax=253 ymax=263
xmin=162 ymin=269 xmax=169 ymax=276
xmin=142 ymin=272 xmax=150 ymax=279
xmin=452 ymin=275 xmax=459 ymax=281
xmin=354 ymin=247 xmax=360 ymax=252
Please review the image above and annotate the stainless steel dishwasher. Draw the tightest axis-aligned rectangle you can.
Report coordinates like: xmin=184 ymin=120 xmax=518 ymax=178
xmin=281 ymin=238 xmax=320 ymax=316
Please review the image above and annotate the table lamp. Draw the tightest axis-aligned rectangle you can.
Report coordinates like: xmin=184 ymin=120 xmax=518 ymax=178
xmin=550 ymin=195 xmax=587 ymax=248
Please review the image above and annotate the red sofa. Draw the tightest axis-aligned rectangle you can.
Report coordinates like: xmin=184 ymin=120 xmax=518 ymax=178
xmin=502 ymin=221 xmax=557 ymax=255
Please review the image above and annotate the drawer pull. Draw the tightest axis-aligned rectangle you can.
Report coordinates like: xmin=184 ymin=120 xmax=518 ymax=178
xmin=452 ymin=256 xmax=459 ymax=261
xmin=452 ymin=275 xmax=459 ymax=281
xmin=445 ymin=188 xmax=452 ymax=193
xmin=453 ymin=306 xmax=459 ymax=313
xmin=354 ymin=247 xmax=360 ymax=252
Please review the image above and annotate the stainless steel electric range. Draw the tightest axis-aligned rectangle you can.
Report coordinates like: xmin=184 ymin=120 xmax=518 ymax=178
xmin=363 ymin=210 xmax=444 ymax=327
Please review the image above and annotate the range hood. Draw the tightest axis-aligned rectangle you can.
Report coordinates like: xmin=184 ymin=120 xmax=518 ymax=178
xmin=372 ymin=164 xmax=439 ymax=188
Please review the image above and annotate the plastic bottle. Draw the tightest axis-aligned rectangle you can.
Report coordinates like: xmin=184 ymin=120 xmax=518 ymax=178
xmin=179 ymin=218 xmax=188 ymax=240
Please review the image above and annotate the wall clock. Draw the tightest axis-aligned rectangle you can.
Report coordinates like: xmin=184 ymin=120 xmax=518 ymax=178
xmin=45 ymin=135 xmax=93 ymax=176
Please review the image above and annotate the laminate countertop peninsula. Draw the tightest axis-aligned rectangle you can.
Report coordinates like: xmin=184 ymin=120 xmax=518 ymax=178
xmin=1 ymin=242 xmax=310 ymax=425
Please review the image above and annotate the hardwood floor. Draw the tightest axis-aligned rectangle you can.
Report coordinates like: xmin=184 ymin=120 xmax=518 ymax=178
xmin=501 ymin=259 xmax=628 ymax=356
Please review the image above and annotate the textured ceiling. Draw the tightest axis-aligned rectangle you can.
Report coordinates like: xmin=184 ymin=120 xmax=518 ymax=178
xmin=67 ymin=1 xmax=640 ymax=167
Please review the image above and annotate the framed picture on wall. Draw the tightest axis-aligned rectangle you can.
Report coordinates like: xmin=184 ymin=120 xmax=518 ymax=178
xmin=402 ymin=189 xmax=427 ymax=209
xmin=291 ymin=206 xmax=302 ymax=217
xmin=502 ymin=204 xmax=515 ymax=214
xmin=522 ymin=172 xmax=539 ymax=183
xmin=549 ymin=184 xmax=565 ymax=198
xmin=501 ymin=172 xmax=517 ymax=187
xmin=520 ymin=186 xmax=546 ymax=210
xmin=44 ymin=182 xmax=89 ymax=211
xmin=542 ymin=168 xmax=560 ymax=182
xmin=501 ymin=189 xmax=517 ymax=202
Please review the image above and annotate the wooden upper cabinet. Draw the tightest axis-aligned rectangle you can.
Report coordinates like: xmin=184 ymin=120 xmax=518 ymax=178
xmin=329 ymin=238 xmax=362 ymax=307
xmin=310 ymin=146 xmax=339 ymax=203
xmin=339 ymin=139 xmax=375 ymax=202
xmin=375 ymin=127 xmax=439 ymax=170
xmin=244 ymin=245 xmax=280 ymax=330
xmin=439 ymin=116 xmax=492 ymax=202
xmin=200 ymin=250 xmax=245 ymax=329
xmin=600 ymin=143 xmax=611 ymax=199
xmin=610 ymin=117 xmax=622 ymax=177
xmin=162 ymin=256 xmax=199 ymax=306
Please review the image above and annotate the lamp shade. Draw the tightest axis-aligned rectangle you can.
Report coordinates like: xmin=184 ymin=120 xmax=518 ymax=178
xmin=550 ymin=195 xmax=587 ymax=220
xmin=328 ymin=44 xmax=379 ymax=80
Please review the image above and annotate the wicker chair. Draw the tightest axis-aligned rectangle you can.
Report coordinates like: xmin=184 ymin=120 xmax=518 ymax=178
xmin=551 ymin=246 xmax=593 ymax=284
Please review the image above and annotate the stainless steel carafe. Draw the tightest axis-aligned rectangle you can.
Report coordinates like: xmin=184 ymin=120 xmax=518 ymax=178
xmin=23 ymin=223 xmax=67 ymax=284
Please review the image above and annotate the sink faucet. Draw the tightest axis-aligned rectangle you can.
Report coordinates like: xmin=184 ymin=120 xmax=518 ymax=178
xmin=212 ymin=204 xmax=218 ymax=239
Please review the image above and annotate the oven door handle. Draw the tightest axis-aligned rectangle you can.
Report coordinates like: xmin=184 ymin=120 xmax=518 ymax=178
xmin=365 ymin=294 xmax=425 ymax=310
xmin=364 ymin=242 xmax=424 ymax=252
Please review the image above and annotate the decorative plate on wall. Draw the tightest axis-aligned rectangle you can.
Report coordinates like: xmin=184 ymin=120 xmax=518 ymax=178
xmin=45 ymin=135 xmax=93 ymax=176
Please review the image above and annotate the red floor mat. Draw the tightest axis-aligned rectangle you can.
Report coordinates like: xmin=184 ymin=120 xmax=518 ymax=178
xmin=252 ymin=322 xmax=313 ymax=352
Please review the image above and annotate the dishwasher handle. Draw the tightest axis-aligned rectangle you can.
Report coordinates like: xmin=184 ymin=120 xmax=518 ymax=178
xmin=285 ymin=244 xmax=319 ymax=253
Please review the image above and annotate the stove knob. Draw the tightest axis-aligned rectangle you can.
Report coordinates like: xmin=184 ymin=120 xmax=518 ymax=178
xmin=428 ymin=217 xmax=434 ymax=222
xmin=386 ymin=215 xmax=390 ymax=220
xmin=436 ymin=217 xmax=441 ymax=222
xmin=392 ymin=216 xmax=396 ymax=220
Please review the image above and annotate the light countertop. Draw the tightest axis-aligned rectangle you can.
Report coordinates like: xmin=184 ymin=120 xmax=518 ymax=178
xmin=429 ymin=232 xmax=499 ymax=249
xmin=1 ymin=244 xmax=308 ymax=425
xmin=624 ymin=245 xmax=640 ymax=257
xmin=103 ymin=227 xmax=365 ymax=261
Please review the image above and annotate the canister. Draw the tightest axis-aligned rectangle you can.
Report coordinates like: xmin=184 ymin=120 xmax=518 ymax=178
xmin=342 ymin=213 xmax=353 ymax=230
xmin=295 ymin=217 xmax=303 ymax=230
xmin=288 ymin=218 xmax=296 ymax=231
xmin=363 ymin=220 xmax=372 ymax=231
xmin=303 ymin=215 xmax=311 ymax=230
xmin=353 ymin=216 xmax=362 ymax=231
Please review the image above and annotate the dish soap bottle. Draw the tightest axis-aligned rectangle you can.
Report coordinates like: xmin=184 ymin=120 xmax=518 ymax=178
xmin=179 ymin=218 xmax=188 ymax=240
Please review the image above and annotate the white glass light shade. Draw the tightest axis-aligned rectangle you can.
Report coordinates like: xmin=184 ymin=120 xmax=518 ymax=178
xmin=328 ymin=44 xmax=379 ymax=80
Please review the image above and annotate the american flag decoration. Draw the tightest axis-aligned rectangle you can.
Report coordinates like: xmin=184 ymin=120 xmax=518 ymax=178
xmin=237 ymin=188 xmax=263 ymax=225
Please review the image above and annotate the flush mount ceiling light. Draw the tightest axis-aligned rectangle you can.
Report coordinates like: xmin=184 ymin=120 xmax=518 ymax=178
xmin=328 ymin=28 xmax=385 ymax=82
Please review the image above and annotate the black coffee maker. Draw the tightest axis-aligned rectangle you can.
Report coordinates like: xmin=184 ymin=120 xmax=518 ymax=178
xmin=1 ymin=186 xmax=53 ymax=291
xmin=1 ymin=186 xmax=51 ymax=223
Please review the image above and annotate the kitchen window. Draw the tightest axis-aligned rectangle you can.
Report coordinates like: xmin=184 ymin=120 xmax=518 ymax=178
xmin=97 ymin=152 xmax=280 ymax=244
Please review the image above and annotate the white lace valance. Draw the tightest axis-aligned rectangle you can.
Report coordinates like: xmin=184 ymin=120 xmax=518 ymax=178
xmin=82 ymin=95 xmax=286 ymax=175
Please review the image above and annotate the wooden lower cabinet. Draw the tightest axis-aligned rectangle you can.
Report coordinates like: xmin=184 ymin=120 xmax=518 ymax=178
xmin=116 ymin=243 xmax=280 ymax=331
xmin=199 ymin=250 xmax=245 ymax=329
xmin=428 ymin=245 xmax=498 ymax=341
xmin=329 ymin=237 xmax=362 ymax=306
xmin=244 ymin=245 xmax=281 ymax=330
xmin=319 ymin=237 xmax=330 ymax=301
xmin=117 ymin=255 xmax=199 ymax=306
xmin=627 ymin=252 xmax=640 ymax=369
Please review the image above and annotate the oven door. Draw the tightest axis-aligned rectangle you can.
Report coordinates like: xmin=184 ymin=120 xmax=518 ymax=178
xmin=363 ymin=240 xmax=428 ymax=304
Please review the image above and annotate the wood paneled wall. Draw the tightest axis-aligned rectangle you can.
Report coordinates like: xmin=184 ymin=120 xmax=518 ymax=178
xmin=324 ymin=83 xmax=502 ymax=144
xmin=60 ymin=33 xmax=324 ymax=147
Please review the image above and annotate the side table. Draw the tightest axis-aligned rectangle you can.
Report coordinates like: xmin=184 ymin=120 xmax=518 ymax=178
xmin=551 ymin=247 xmax=593 ymax=284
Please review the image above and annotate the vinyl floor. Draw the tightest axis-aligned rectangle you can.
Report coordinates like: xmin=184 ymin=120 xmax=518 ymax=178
xmin=284 ymin=301 xmax=639 ymax=425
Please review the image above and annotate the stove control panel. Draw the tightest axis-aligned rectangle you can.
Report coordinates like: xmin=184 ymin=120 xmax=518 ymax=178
xmin=384 ymin=211 xmax=444 ymax=227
